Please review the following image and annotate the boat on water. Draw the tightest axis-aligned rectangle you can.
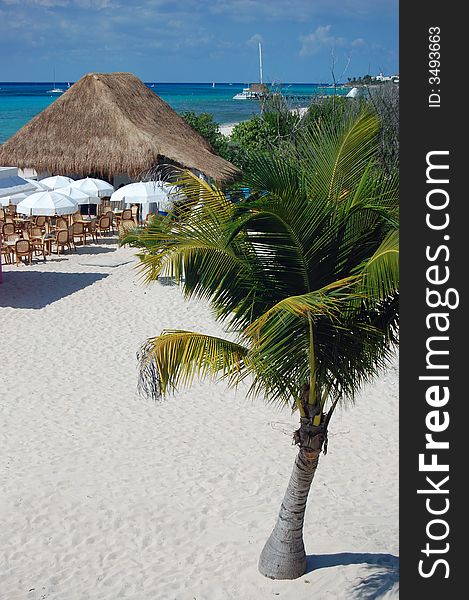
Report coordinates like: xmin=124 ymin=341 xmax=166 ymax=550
xmin=233 ymin=83 xmax=269 ymax=100
xmin=233 ymin=42 xmax=267 ymax=100
xmin=47 ymin=69 xmax=64 ymax=94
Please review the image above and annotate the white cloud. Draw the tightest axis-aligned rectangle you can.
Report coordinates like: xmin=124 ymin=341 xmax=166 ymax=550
xmin=1 ymin=0 xmax=118 ymax=7
xmin=74 ymin=0 xmax=118 ymax=7
xmin=351 ymin=37 xmax=366 ymax=47
xmin=1 ymin=0 xmax=69 ymax=6
xmin=299 ymin=25 xmax=346 ymax=57
xmin=208 ymin=0 xmax=396 ymax=22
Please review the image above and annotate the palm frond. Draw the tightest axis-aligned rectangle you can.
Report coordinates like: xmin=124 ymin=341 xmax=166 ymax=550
xmin=357 ymin=230 xmax=399 ymax=299
xmin=245 ymin=277 xmax=362 ymax=339
xmin=138 ymin=330 xmax=250 ymax=400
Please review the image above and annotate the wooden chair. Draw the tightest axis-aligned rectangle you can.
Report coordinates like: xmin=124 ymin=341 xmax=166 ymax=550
xmin=121 ymin=208 xmax=132 ymax=221
xmin=51 ymin=229 xmax=71 ymax=255
xmin=35 ymin=215 xmax=46 ymax=228
xmin=25 ymin=229 xmax=48 ymax=260
xmin=72 ymin=212 xmax=83 ymax=223
xmin=96 ymin=215 xmax=111 ymax=237
xmin=118 ymin=219 xmax=137 ymax=238
xmin=88 ymin=218 xmax=99 ymax=243
xmin=1 ymin=241 xmax=13 ymax=264
xmin=0 ymin=208 xmax=5 ymax=220
xmin=14 ymin=239 xmax=32 ymax=266
xmin=102 ymin=209 xmax=114 ymax=232
xmin=2 ymin=222 xmax=15 ymax=239
xmin=71 ymin=221 xmax=87 ymax=245
xmin=98 ymin=199 xmax=110 ymax=216
xmin=29 ymin=226 xmax=43 ymax=239
xmin=67 ymin=225 xmax=76 ymax=251
xmin=56 ymin=218 xmax=68 ymax=230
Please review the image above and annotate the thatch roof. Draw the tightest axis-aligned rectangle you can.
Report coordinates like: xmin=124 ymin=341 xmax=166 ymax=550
xmin=247 ymin=83 xmax=269 ymax=94
xmin=0 ymin=72 xmax=239 ymax=182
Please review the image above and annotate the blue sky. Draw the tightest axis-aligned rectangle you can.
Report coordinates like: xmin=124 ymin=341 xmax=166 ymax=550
xmin=0 ymin=0 xmax=398 ymax=83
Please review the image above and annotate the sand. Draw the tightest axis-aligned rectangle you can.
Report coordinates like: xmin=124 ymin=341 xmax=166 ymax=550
xmin=0 ymin=240 xmax=398 ymax=600
xmin=220 ymin=123 xmax=237 ymax=137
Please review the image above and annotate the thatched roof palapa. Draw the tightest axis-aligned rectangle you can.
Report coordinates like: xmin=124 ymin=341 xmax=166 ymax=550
xmin=0 ymin=72 xmax=239 ymax=182
xmin=247 ymin=83 xmax=269 ymax=94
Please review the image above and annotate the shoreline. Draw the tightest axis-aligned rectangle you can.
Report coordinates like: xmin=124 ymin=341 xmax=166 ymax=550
xmin=219 ymin=107 xmax=309 ymax=138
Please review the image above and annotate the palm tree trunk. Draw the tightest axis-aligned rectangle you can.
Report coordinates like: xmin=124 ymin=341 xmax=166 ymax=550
xmin=258 ymin=418 xmax=325 ymax=580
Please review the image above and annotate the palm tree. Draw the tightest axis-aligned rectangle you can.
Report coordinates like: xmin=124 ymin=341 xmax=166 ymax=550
xmin=124 ymin=109 xmax=399 ymax=580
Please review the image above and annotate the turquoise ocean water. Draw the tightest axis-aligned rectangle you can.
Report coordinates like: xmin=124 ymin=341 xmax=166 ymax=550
xmin=0 ymin=81 xmax=348 ymax=144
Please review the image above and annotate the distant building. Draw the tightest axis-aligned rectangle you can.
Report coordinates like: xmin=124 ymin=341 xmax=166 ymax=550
xmin=374 ymin=72 xmax=393 ymax=82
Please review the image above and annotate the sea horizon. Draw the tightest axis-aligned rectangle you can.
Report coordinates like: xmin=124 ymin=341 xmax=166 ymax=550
xmin=0 ymin=80 xmax=348 ymax=144
xmin=0 ymin=80 xmax=342 ymax=85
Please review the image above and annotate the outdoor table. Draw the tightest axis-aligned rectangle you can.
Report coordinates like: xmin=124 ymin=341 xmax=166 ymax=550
xmin=41 ymin=233 xmax=55 ymax=255
xmin=74 ymin=217 xmax=95 ymax=233
xmin=26 ymin=232 xmax=52 ymax=256
xmin=13 ymin=216 xmax=32 ymax=230
xmin=4 ymin=238 xmax=19 ymax=262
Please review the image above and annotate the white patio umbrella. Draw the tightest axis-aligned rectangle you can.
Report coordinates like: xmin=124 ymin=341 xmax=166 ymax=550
xmin=0 ymin=192 xmax=29 ymax=206
xmin=0 ymin=167 xmax=36 ymax=198
xmin=1 ymin=193 xmax=29 ymax=207
xmin=110 ymin=181 xmax=177 ymax=204
xmin=24 ymin=178 xmax=49 ymax=191
xmin=58 ymin=185 xmax=100 ymax=205
xmin=71 ymin=177 xmax=114 ymax=198
xmin=40 ymin=175 xmax=75 ymax=189
xmin=16 ymin=191 xmax=78 ymax=216
xmin=110 ymin=181 xmax=178 ymax=219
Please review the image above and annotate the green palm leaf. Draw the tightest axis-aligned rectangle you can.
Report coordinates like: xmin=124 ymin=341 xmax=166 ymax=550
xmin=138 ymin=330 xmax=250 ymax=399
xmin=358 ymin=230 xmax=400 ymax=299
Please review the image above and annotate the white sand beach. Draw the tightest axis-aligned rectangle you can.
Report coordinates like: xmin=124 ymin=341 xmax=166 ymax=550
xmin=0 ymin=242 xmax=398 ymax=600
xmin=220 ymin=123 xmax=237 ymax=137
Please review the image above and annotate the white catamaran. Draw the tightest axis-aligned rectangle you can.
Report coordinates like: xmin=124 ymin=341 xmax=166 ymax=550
xmin=233 ymin=42 xmax=267 ymax=100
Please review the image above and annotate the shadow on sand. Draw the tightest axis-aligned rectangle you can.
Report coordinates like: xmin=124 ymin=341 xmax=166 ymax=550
xmin=0 ymin=270 xmax=109 ymax=309
xmin=72 ymin=245 xmax=116 ymax=255
xmin=306 ymin=552 xmax=399 ymax=599
xmin=157 ymin=276 xmax=178 ymax=287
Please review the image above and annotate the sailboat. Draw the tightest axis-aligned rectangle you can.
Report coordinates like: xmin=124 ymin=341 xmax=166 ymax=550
xmin=212 ymin=82 xmax=215 ymax=88
xmin=47 ymin=69 xmax=64 ymax=94
xmin=233 ymin=42 xmax=267 ymax=100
